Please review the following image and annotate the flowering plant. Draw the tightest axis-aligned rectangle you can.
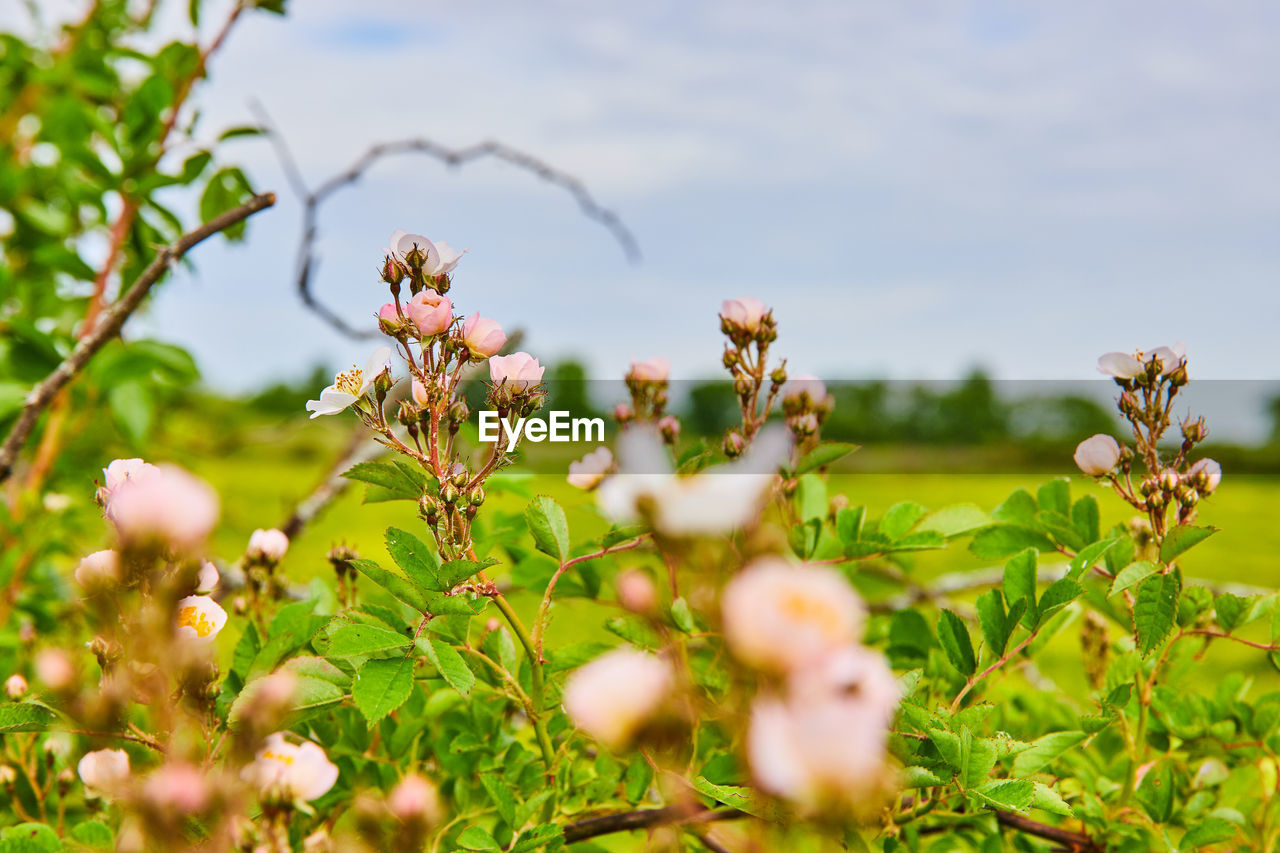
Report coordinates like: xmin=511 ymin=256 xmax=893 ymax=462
xmin=0 ymin=224 xmax=1273 ymax=853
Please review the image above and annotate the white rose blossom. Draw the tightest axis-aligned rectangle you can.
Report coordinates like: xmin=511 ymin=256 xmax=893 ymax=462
xmin=305 ymin=346 xmax=393 ymax=419
xmin=567 ymin=447 xmax=614 ymax=490
xmin=242 ymin=733 xmax=339 ymax=802
xmin=176 ymin=595 xmax=228 ymax=643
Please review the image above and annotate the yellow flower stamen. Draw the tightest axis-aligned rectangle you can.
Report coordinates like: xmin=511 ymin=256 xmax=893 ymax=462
xmin=333 ymin=365 xmax=363 ymax=396
xmin=178 ymin=604 xmax=215 ymax=638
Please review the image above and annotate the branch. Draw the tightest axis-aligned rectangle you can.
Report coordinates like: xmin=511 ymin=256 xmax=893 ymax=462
xmin=278 ymin=428 xmax=384 ymax=539
xmin=249 ymin=101 xmax=640 ymax=340
xmin=0 ymin=193 xmax=276 ymax=484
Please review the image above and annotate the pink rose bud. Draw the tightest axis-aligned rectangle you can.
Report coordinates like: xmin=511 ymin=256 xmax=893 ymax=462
xmin=196 ymin=561 xmax=219 ymax=594
xmin=720 ymin=297 xmax=770 ymax=333
xmin=388 ymin=773 xmax=441 ymax=822
xmin=75 ymin=550 xmax=120 ymax=589
xmin=784 ymin=374 xmax=827 ymax=405
xmin=378 ymin=303 xmax=401 ymax=334
xmin=459 ymin=313 xmax=507 ymax=358
xmin=406 ymin=290 xmax=453 ymax=337
xmin=1074 ymin=434 xmax=1121 ymax=477
xmin=5 ymin=674 xmax=27 ymax=698
xmin=247 ymin=528 xmax=290 ymax=565
xmin=721 ymin=558 xmax=866 ymax=673
xmin=108 ymin=465 xmax=219 ymax=552
xmin=411 ymin=379 xmax=429 ymax=406
xmin=488 ymin=352 xmax=545 ymax=390
xmin=143 ymin=763 xmax=211 ymax=814
xmin=34 ymin=649 xmax=75 ymax=689
xmin=657 ymin=415 xmax=680 ymax=443
xmin=628 ymin=357 xmax=670 ymax=382
xmin=616 ymin=569 xmax=657 ymax=613
xmin=78 ymin=748 xmax=130 ymax=798
xmin=613 ymin=403 xmax=634 ymax=423
xmin=567 ymin=447 xmax=613 ymax=490
xmin=1189 ymin=458 xmax=1222 ymax=494
xmin=562 ymin=649 xmax=673 ymax=749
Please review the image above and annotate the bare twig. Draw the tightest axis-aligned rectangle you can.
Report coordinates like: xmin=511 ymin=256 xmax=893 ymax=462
xmin=0 ymin=193 xmax=276 ymax=484
xmin=249 ymin=101 xmax=640 ymax=340
xmin=278 ymin=428 xmax=384 ymax=539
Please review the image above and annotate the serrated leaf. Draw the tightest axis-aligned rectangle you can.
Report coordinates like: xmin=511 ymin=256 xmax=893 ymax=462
xmin=992 ymin=488 xmax=1038 ymax=525
xmin=385 ymin=527 xmax=442 ymax=589
xmin=1215 ymin=593 xmax=1257 ymax=632
xmin=691 ymin=777 xmax=787 ymax=822
xmin=438 ymin=557 xmax=498 ymax=589
xmin=1110 ymin=560 xmax=1161 ymax=597
xmin=881 ymin=501 xmax=928 ymax=540
xmin=836 ymin=506 xmax=866 ymax=543
xmin=1067 ymin=536 xmax=1122 ymax=581
xmin=352 ymin=657 xmax=415 ymax=725
xmin=526 ymin=495 xmax=570 ymax=562
xmin=903 ymin=766 xmax=946 ymax=787
xmin=971 ymin=525 xmax=1054 ymax=560
xmin=349 ymin=558 xmax=432 ymax=613
xmin=1036 ymin=479 xmax=1071 ymax=517
xmin=423 ymin=637 xmax=474 ymax=696
xmin=795 ymin=474 xmax=828 ymax=522
xmin=916 ymin=503 xmax=993 ymax=538
xmin=1135 ymin=758 xmax=1175 ymax=823
xmin=1134 ymin=572 xmax=1182 ymax=656
xmin=976 ymin=589 xmax=1013 ymax=656
xmin=793 ymin=441 xmax=857 ymax=475
xmin=937 ymin=610 xmax=976 ymax=675
xmin=1030 ymin=782 xmax=1073 ymax=816
xmin=604 ymin=616 xmax=661 ymax=649
xmin=510 ymin=824 xmax=564 ymax=853
xmin=456 ymin=826 xmax=501 ymax=851
xmin=0 ymin=703 xmax=56 ymax=734
xmin=1160 ymin=525 xmax=1217 ymax=564
xmin=326 ymin=624 xmax=411 ymax=657
xmin=1002 ymin=548 xmax=1039 ymax=627
xmin=1037 ymin=578 xmax=1084 ymax=623
xmin=1071 ymin=495 xmax=1100 ymax=543
xmin=971 ymin=779 xmax=1034 ymax=811
xmin=1011 ymin=731 xmax=1086 ymax=777
xmin=1180 ymin=817 xmax=1237 ymax=848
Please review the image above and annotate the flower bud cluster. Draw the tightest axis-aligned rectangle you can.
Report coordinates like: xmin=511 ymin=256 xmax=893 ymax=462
xmin=719 ymin=298 xmax=787 ymax=449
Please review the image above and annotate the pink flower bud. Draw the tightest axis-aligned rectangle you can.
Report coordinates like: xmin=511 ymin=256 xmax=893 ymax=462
xmin=657 ymin=415 xmax=680 ymax=443
xmin=613 ymin=403 xmax=634 ymax=423
xmin=488 ymin=352 xmax=545 ymax=390
xmin=628 ymin=357 xmax=670 ymax=382
xmin=78 ymin=749 xmax=130 ymax=798
xmin=784 ymin=374 xmax=827 ymax=405
xmin=567 ymin=447 xmax=613 ymax=490
xmin=411 ymin=379 xmax=429 ymax=406
xmin=247 ymin=528 xmax=289 ymax=564
xmin=143 ymin=763 xmax=210 ymax=814
xmin=196 ymin=561 xmax=219 ymax=594
xmin=406 ymin=291 xmax=453 ymax=337
xmin=388 ymin=774 xmax=441 ymax=822
xmin=459 ymin=313 xmax=507 ymax=358
xmin=720 ymin=298 xmax=769 ymax=333
xmin=109 ymin=465 xmax=219 ymax=552
xmin=75 ymin=550 xmax=120 ymax=589
xmin=562 ymin=649 xmax=673 ymax=749
xmin=1074 ymin=434 xmax=1121 ymax=476
xmin=721 ymin=558 xmax=866 ymax=673
xmin=616 ymin=570 xmax=657 ymax=613
xmin=1189 ymin=458 xmax=1222 ymax=493
xmin=34 ymin=649 xmax=74 ymax=689
xmin=5 ymin=674 xmax=27 ymax=698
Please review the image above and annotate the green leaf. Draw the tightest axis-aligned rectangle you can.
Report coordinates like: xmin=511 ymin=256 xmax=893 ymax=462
xmin=1110 ymin=561 xmax=1162 ymax=597
xmin=1215 ymin=593 xmax=1257 ymax=632
xmin=199 ymin=167 xmax=255 ymax=241
xmin=438 ymin=558 xmax=498 ymax=589
xmin=342 ymin=461 xmax=427 ymax=503
xmin=1160 ymin=525 xmax=1217 ymax=564
xmin=975 ymin=589 xmax=1014 ymax=656
xmin=1011 ymin=731 xmax=1087 ymax=777
xmin=795 ymin=473 xmax=828 ymax=522
xmin=604 ymin=616 xmax=662 ymax=649
xmin=1180 ymin=817 xmax=1237 ymax=848
xmin=1135 ymin=758 xmax=1175 ymax=823
xmin=928 ymin=727 xmax=997 ymax=788
xmin=525 ymin=495 xmax=570 ymax=562
xmin=971 ymin=779 xmax=1034 ymax=812
xmin=423 ymin=637 xmax=474 ymax=696
xmin=326 ymin=624 xmax=412 ymax=657
xmin=1134 ymin=572 xmax=1182 ymax=656
xmin=1036 ymin=479 xmax=1071 ymax=517
xmin=228 ymin=674 xmax=344 ymax=728
xmin=936 ymin=610 xmax=976 ymax=675
xmin=1071 ymin=495 xmax=1100 ymax=543
xmin=971 ymin=525 xmax=1054 ymax=560
xmin=1030 ymin=783 xmax=1073 ymax=816
xmin=349 ymin=558 xmax=432 ymax=613
xmin=1037 ymin=578 xmax=1084 ymax=623
xmin=108 ymin=380 xmax=153 ymax=446
xmin=1067 ymin=537 xmax=1121 ymax=581
xmin=352 ymin=657 xmax=415 ymax=725
xmin=992 ymin=488 xmax=1037 ymax=525
xmin=0 ymin=703 xmax=56 ymax=734
xmin=902 ymin=766 xmax=947 ymax=787
xmin=793 ymin=441 xmax=858 ymax=475
xmin=456 ymin=826 xmax=501 ymax=851
xmin=669 ymin=597 xmax=696 ymax=633
xmin=625 ymin=759 xmax=654 ymax=803
xmin=691 ymin=777 xmax=787 ymax=822
xmin=70 ymin=820 xmax=114 ymax=848
xmin=510 ymin=824 xmax=565 ymax=853
xmin=836 ymin=506 xmax=866 ymax=543
xmin=916 ymin=503 xmax=993 ymax=538
xmin=385 ymin=527 xmax=442 ymax=589
xmin=1002 ymin=548 xmax=1039 ymax=627
xmin=881 ymin=501 xmax=928 ymax=540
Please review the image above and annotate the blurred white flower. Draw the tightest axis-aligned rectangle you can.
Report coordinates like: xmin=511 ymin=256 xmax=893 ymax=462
xmin=5 ymin=673 xmax=27 ymax=698
xmin=79 ymin=749 xmax=130 ymax=798
xmin=721 ymin=558 xmax=866 ymax=673
xmin=567 ymin=447 xmax=613 ymax=490
xmin=195 ymin=561 xmax=219 ymax=594
xmin=76 ymin=550 xmax=121 ymax=589
xmin=597 ymin=425 xmax=789 ymax=536
xmin=562 ymin=648 xmax=673 ymax=749
xmin=108 ymin=465 xmax=219 ymax=552
xmin=720 ymin=297 xmax=770 ymax=333
xmin=305 ymin=347 xmax=393 ymax=418
xmin=247 ymin=528 xmax=290 ymax=564
xmin=242 ymin=733 xmax=339 ymax=802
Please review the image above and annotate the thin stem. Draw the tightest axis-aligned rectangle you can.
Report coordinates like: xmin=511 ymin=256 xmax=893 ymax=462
xmin=489 ymin=595 xmax=556 ymax=776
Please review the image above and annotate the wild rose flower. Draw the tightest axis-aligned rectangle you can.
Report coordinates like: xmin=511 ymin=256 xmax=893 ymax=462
xmin=567 ymin=447 xmax=613 ymax=490
xmin=305 ymin=346 xmax=393 ymax=418
xmin=5 ymin=674 xmax=26 ymax=698
xmin=459 ymin=313 xmax=507 ymax=358
xmin=721 ymin=558 xmax=866 ymax=673
xmin=787 ymin=645 xmax=900 ymax=724
xmin=721 ymin=297 xmax=769 ymax=333
xmin=242 ymin=733 xmax=339 ymax=802
xmin=1096 ymin=352 xmax=1144 ymax=379
xmin=598 ymin=425 xmax=790 ymax=536
xmin=75 ymin=549 xmax=120 ymax=589
xmin=388 ymin=774 xmax=441 ymax=822
xmin=34 ymin=649 xmax=74 ymax=689
xmin=1074 ymin=434 xmax=1121 ymax=477
xmin=247 ymin=528 xmax=289 ymax=565
xmin=489 ymin=352 xmax=545 ymax=390
xmin=1189 ymin=458 xmax=1222 ymax=493
xmin=143 ymin=763 xmax=210 ymax=814
xmin=431 ymin=240 xmax=467 ymax=276
xmin=100 ymin=458 xmax=159 ymax=503
xmin=748 ymin=690 xmax=892 ymax=813
xmin=78 ymin=749 xmax=130 ymax=798
xmin=562 ymin=648 xmax=673 ymax=749
xmin=386 ymin=230 xmax=438 ymax=267
xmin=406 ymin=290 xmax=453 ymax=337
xmin=1098 ymin=343 xmax=1187 ymax=379
xmin=195 ymin=561 xmax=219 ymax=594
xmin=109 ymin=465 xmax=219 ymax=552
xmin=176 ymin=595 xmax=228 ymax=643
xmin=628 ymin=357 xmax=670 ymax=382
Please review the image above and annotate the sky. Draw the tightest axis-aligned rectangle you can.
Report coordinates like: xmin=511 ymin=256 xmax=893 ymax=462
xmin=10 ymin=2 xmax=1280 ymax=407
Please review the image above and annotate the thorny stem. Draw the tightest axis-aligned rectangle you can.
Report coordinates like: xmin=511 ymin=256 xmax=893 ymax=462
xmin=950 ymin=631 xmax=1038 ymax=713
xmin=532 ymin=536 xmax=649 ymax=657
